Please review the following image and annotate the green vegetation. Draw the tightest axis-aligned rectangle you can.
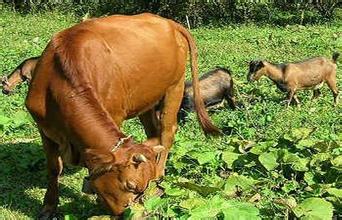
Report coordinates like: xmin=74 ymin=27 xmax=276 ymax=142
xmin=0 ymin=8 xmax=341 ymax=219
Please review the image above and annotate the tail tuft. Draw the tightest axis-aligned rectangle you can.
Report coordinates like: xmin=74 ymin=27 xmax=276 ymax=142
xmin=332 ymin=52 xmax=340 ymax=63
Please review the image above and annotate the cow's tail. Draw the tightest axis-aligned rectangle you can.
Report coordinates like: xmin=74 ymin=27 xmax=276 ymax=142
xmin=332 ymin=52 xmax=340 ymax=64
xmin=174 ymin=23 xmax=221 ymax=136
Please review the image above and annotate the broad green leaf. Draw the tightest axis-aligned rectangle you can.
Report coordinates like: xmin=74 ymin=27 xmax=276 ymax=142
xmin=11 ymin=110 xmax=31 ymax=128
xmin=64 ymin=214 xmax=78 ymax=220
xmin=249 ymin=142 xmax=273 ymax=155
xmin=166 ymin=207 xmax=176 ymax=218
xmin=282 ymin=151 xmax=308 ymax=171
xmin=189 ymin=151 xmax=217 ymax=165
xmin=173 ymin=142 xmax=192 ymax=160
xmin=188 ymin=195 xmax=227 ymax=219
xmin=179 ymin=197 xmax=207 ymax=210
xmin=310 ymin=153 xmax=331 ymax=166
xmin=304 ymin=172 xmax=316 ymax=185
xmin=274 ymin=197 xmax=297 ymax=209
xmin=144 ymin=197 xmax=166 ymax=212
xmin=123 ymin=203 xmax=145 ymax=220
xmin=284 ymin=128 xmax=314 ymax=142
xmin=282 ymin=180 xmax=299 ymax=193
xmin=164 ymin=187 xmax=186 ymax=197
xmin=176 ymin=181 xmax=220 ymax=197
xmin=293 ymin=158 xmax=309 ymax=171
xmin=293 ymin=198 xmax=333 ymax=220
xmin=143 ymin=182 xmax=161 ymax=200
xmin=0 ymin=114 xmax=11 ymax=126
xmin=326 ymin=188 xmax=342 ymax=198
xmin=331 ymin=155 xmax=342 ymax=168
xmin=224 ymin=173 xmax=258 ymax=196
xmin=222 ymin=151 xmax=240 ymax=169
xmin=222 ymin=201 xmax=261 ymax=220
xmin=312 ymin=141 xmax=331 ymax=152
xmin=296 ymin=139 xmax=316 ymax=149
xmin=259 ymin=151 xmax=278 ymax=171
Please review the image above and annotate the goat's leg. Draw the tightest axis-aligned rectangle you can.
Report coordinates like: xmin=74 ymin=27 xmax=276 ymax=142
xmin=286 ymin=90 xmax=295 ymax=107
xmin=326 ymin=78 xmax=339 ymax=106
xmin=312 ymin=89 xmax=321 ymax=100
xmin=223 ymin=87 xmax=237 ymax=110
xmin=39 ymin=133 xmax=63 ymax=220
xmin=293 ymin=94 xmax=300 ymax=106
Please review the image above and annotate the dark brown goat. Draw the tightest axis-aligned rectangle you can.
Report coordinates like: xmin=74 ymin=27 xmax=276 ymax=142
xmin=248 ymin=52 xmax=339 ymax=106
xmin=1 ymin=56 xmax=39 ymax=95
xmin=179 ymin=67 xmax=236 ymax=120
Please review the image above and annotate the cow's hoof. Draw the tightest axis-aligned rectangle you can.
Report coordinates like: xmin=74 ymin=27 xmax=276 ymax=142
xmin=38 ymin=208 xmax=61 ymax=220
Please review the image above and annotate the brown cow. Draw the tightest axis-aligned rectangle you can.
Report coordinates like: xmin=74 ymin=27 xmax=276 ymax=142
xmin=25 ymin=13 xmax=219 ymax=218
xmin=1 ymin=56 xmax=39 ymax=94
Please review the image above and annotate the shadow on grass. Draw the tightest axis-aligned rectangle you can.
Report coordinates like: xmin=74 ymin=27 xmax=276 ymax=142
xmin=0 ymin=142 xmax=108 ymax=219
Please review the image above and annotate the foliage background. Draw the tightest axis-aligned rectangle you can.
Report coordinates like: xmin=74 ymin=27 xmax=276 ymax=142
xmin=3 ymin=0 xmax=342 ymax=26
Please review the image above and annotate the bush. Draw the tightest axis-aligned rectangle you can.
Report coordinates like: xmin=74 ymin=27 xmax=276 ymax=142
xmin=2 ymin=0 xmax=341 ymax=26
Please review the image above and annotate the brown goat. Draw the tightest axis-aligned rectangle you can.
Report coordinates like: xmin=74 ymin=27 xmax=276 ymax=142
xmin=248 ymin=52 xmax=339 ymax=106
xmin=179 ymin=67 xmax=236 ymax=120
xmin=1 ymin=56 xmax=39 ymax=95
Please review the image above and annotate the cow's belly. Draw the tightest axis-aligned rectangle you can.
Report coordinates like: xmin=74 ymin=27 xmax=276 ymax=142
xmin=103 ymin=58 xmax=187 ymax=121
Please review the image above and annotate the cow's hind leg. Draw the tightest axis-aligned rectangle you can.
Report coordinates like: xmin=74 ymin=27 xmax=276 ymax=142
xmin=39 ymin=133 xmax=63 ymax=220
xmin=139 ymin=108 xmax=161 ymax=147
xmin=156 ymin=78 xmax=184 ymax=179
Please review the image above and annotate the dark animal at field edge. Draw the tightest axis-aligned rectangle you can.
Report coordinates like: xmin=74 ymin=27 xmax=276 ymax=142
xmin=25 ymin=13 xmax=219 ymax=219
xmin=247 ymin=52 xmax=339 ymax=107
xmin=1 ymin=56 xmax=39 ymax=95
xmin=179 ymin=67 xmax=236 ymax=121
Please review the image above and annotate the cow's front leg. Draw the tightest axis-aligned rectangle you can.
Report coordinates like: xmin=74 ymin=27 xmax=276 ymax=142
xmin=39 ymin=133 xmax=63 ymax=220
xmin=157 ymin=78 xmax=185 ymax=178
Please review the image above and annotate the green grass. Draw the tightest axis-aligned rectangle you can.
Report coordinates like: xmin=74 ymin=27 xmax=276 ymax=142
xmin=0 ymin=8 xmax=341 ymax=220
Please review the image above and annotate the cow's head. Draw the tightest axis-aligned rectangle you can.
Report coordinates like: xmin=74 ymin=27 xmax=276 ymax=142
xmin=84 ymin=137 xmax=164 ymax=215
xmin=247 ymin=60 xmax=265 ymax=82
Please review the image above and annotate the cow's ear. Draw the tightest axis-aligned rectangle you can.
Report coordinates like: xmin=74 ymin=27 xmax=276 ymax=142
xmin=84 ymin=148 xmax=115 ymax=169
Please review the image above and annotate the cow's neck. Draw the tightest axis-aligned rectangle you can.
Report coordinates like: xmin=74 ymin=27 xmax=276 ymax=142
xmin=65 ymin=86 xmax=125 ymax=151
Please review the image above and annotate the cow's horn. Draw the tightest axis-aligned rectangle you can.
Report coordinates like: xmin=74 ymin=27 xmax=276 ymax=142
xmin=152 ymin=145 xmax=165 ymax=153
xmin=133 ymin=154 xmax=147 ymax=163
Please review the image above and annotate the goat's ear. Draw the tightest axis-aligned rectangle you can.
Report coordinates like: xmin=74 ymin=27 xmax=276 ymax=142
xmin=84 ymin=148 xmax=114 ymax=169
xmin=259 ymin=61 xmax=264 ymax=67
